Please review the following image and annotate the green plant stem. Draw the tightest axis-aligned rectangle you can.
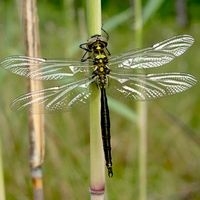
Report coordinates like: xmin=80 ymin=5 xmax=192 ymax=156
xmin=0 ymin=141 xmax=5 ymax=200
xmin=86 ymin=0 xmax=105 ymax=199
xmin=134 ymin=1 xmax=147 ymax=200
xmin=87 ymin=0 xmax=102 ymax=34
xmin=23 ymin=0 xmax=44 ymax=199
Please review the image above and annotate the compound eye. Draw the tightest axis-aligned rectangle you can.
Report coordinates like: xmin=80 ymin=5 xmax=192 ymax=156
xmin=98 ymin=43 xmax=105 ymax=49
xmin=87 ymin=43 xmax=93 ymax=49
xmin=102 ymin=41 xmax=107 ymax=48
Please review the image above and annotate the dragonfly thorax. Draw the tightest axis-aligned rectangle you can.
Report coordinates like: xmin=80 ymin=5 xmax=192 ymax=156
xmin=91 ymin=42 xmax=110 ymax=88
xmin=83 ymin=35 xmax=110 ymax=89
xmin=92 ymin=63 xmax=110 ymax=88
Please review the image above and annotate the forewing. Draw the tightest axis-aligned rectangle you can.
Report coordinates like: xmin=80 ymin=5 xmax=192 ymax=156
xmin=109 ymin=35 xmax=194 ymax=71
xmin=11 ymin=77 xmax=95 ymax=112
xmin=108 ymin=72 xmax=197 ymax=101
xmin=1 ymin=55 xmax=91 ymax=80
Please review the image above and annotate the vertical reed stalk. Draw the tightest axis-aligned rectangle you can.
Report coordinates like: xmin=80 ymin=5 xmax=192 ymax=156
xmin=86 ymin=0 xmax=105 ymax=199
xmin=63 ymin=0 xmax=76 ymax=57
xmin=134 ymin=1 xmax=147 ymax=200
xmin=22 ymin=0 xmax=45 ymax=199
xmin=0 ymin=141 xmax=5 ymax=200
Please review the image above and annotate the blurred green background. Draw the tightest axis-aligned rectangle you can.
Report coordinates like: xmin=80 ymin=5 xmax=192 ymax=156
xmin=0 ymin=0 xmax=200 ymax=199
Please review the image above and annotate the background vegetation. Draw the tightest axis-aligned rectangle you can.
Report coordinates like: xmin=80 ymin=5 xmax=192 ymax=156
xmin=0 ymin=0 xmax=200 ymax=199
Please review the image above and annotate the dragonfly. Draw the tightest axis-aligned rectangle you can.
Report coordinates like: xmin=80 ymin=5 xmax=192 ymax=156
xmin=1 ymin=34 xmax=197 ymax=177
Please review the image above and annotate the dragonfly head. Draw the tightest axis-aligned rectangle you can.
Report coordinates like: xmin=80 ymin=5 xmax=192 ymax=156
xmin=87 ymin=34 xmax=108 ymax=50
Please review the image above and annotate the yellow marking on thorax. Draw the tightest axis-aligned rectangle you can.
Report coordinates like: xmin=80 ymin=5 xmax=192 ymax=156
xmin=99 ymin=66 xmax=104 ymax=72
xmin=96 ymin=44 xmax=101 ymax=49
xmin=96 ymin=54 xmax=106 ymax=59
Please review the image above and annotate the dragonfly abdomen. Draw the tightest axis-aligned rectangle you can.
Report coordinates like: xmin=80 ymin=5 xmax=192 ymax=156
xmin=100 ymin=87 xmax=113 ymax=177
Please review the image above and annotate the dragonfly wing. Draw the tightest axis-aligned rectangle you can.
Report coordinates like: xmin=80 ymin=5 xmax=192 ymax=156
xmin=108 ymin=72 xmax=197 ymax=101
xmin=1 ymin=55 xmax=91 ymax=80
xmin=109 ymin=35 xmax=194 ymax=70
xmin=11 ymin=77 xmax=95 ymax=112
